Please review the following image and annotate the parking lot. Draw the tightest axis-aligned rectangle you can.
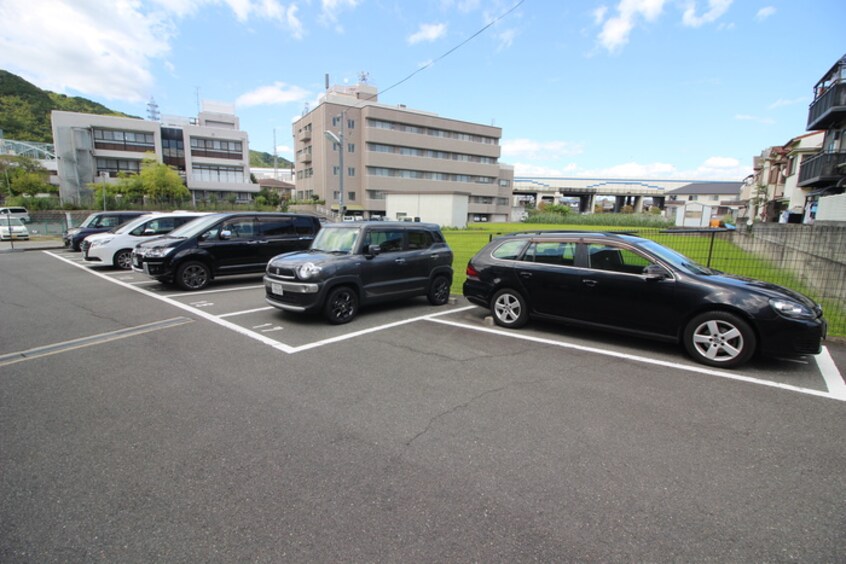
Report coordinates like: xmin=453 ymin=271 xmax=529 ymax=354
xmin=2 ymin=246 xmax=846 ymax=561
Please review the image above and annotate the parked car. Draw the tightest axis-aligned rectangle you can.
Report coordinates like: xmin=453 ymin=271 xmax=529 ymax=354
xmin=0 ymin=217 xmax=30 ymax=240
xmin=0 ymin=206 xmax=30 ymax=223
xmin=63 ymin=211 xmax=146 ymax=251
xmin=83 ymin=212 xmax=207 ymax=269
xmin=264 ymin=221 xmax=453 ymax=324
xmin=462 ymin=231 xmax=827 ymax=368
xmin=132 ymin=212 xmax=321 ymax=291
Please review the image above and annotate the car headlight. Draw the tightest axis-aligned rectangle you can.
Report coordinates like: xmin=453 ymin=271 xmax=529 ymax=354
xmin=66 ymin=228 xmax=79 ymax=236
xmin=144 ymin=246 xmax=176 ymax=258
xmin=297 ymin=262 xmax=322 ymax=280
xmin=769 ymin=298 xmax=816 ymax=320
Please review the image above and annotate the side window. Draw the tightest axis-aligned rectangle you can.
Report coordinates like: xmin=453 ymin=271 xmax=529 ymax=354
xmin=587 ymin=243 xmax=652 ymax=274
xmin=259 ymin=217 xmax=295 ymax=237
xmin=221 ymin=218 xmax=256 ymax=240
xmin=363 ymin=229 xmax=405 ymax=253
xmin=491 ymin=240 xmax=528 ymax=260
xmin=407 ymin=230 xmax=434 ymax=250
xmin=294 ymin=216 xmax=317 ymax=235
xmin=174 ymin=216 xmax=197 ymax=228
xmin=100 ymin=216 xmax=122 ymax=228
xmin=525 ymin=241 xmax=576 ymax=266
xmin=147 ymin=218 xmax=176 ymax=234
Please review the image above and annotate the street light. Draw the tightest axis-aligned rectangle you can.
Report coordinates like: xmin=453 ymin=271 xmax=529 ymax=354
xmin=324 ymin=112 xmax=345 ymax=220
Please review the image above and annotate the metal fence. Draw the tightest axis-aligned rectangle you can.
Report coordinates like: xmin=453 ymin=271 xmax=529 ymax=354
xmin=629 ymin=225 xmax=845 ymax=337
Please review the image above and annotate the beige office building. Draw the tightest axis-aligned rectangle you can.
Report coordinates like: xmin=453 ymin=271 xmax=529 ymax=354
xmin=52 ymin=103 xmax=253 ymax=205
xmin=292 ymin=82 xmax=513 ymax=227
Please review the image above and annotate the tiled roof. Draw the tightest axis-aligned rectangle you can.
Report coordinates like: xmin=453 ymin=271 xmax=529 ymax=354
xmin=666 ymin=182 xmax=742 ymax=196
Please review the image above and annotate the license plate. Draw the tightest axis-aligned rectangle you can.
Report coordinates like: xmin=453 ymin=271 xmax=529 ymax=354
xmin=271 ymin=282 xmax=284 ymax=296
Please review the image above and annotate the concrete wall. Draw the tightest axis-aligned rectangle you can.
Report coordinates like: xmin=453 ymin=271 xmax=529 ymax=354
xmin=730 ymin=224 xmax=846 ymax=305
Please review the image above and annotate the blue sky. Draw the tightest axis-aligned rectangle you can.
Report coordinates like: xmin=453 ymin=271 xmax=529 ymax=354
xmin=1 ymin=0 xmax=844 ymax=181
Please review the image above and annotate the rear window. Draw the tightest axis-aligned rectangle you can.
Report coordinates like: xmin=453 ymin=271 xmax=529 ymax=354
xmin=407 ymin=230 xmax=434 ymax=250
xmin=491 ymin=239 xmax=527 ymax=260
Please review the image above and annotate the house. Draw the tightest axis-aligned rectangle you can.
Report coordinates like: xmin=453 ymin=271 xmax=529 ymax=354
xmin=665 ymin=182 xmax=742 ymax=227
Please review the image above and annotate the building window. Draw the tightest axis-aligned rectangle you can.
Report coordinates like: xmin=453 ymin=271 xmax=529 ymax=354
xmin=367 ymin=190 xmax=386 ymax=200
xmin=93 ymin=129 xmax=155 ymax=152
xmin=347 ymin=191 xmax=355 ymax=201
xmin=192 ymin=164 xmax=246 ymax=183
xmin=333 ymin=166 xmax=340 ymax=176
xmin=347 ymin=167 xmax=355 ymax=177
xmin=190 ymin=137 xmax=244 ymax=160
xmin=347 ymin=118 xmax=355 ymax=129
xmin=96 ymin=158 xmax=141 ymax=175
xmin=347 ymin=143 xmax=355 ymax=153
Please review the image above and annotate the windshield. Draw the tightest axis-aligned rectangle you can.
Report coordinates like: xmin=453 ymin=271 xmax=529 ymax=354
xmin=637 ymin=238 xmax=716 ymax=275
xmin=2 ymin=217 xmax=24 ymax=227
xmin=80 ymin=214 xmax=99 ymax=228
xmin=311 ymin=226 xmax=361 ymax=254
xmin=161 ymin=214 xmax=226 ymax=239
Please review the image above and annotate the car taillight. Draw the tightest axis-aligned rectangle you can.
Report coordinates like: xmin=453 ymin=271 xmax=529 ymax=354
xmin=466 ymin=263 xmax=480 ymax=279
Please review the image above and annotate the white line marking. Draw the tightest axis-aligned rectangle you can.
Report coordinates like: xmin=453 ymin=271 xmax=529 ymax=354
xmin=128 ymin=280 xmax=162 ymax=286
xmin=44 ymin=251 xmax=297 ymax=353
xmin=262 ymin=327 xmax=283 ymax=333
xmin=427 ymin=317 xmax=846 ymax=403
xmin=287 ymin=306 xmax=476 ymax=353
xmin=815 ymin=346 xmax=846 ymax=400
xmin=0 ymin=317 xmax=193 ymax=367
xmin=162 ymin=284 xmax=264 ymax=298
xmin=219 ymin=307 xmax=274 ymax=318
xmin=253 ymin=323 xmax=272 ymax=329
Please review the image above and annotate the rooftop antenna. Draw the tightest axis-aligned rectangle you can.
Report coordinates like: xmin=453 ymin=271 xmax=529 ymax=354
xmin=325 ymin=73 xmax=329 ymax=91
xmin=195 ymin=86 xmax=201 ymax=115
xmin=146 ymin=97 xmax=160 ymax=122
xmin=359 ymin=71 xmax=369 ymax=83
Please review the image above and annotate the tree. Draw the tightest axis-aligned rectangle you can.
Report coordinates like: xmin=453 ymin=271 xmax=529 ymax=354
xmin=139 ymin=157 xmax=189 ymax=203
xmin=0 ymin=155 xmax=56 ymax=196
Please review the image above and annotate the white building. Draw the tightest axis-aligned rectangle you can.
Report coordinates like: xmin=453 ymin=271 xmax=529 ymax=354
xmin=51 ymin=102 xmax=253 ymax=205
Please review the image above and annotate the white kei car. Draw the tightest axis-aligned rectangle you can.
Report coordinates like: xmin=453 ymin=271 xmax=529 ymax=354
xmin=83 ymin=212 xmax=207 ymax=269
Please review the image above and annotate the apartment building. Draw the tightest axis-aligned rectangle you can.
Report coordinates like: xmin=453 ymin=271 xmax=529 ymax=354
xmin=292 ymin=81 xmax=513 ymax=227
xmin=798 ymin=53 xmax=846 ymax=221
xmin=52 ymin=102 xmax=253 ymax=205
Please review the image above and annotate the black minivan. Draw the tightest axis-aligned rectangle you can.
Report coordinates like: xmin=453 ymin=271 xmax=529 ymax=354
xmin=132 ymin=212 xmax=321 ymax=290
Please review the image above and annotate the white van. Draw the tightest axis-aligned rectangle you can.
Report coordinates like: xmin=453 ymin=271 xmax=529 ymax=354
xmin=0 ymin=207 xmax=31 ymax=223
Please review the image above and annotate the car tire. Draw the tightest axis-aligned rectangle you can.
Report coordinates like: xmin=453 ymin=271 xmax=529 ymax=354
xmin=427 ymin=275 xmax=451 ymax=305
xmin=324 ymin=286 xmax=358 ymax=324
xmin=491 ymin=288 xmax=529 ymax=329
xmin=683 ymin=311 xmax=756 ymax=368
xmin=176 ymin=261 xmax=211 ymax=291
xmin=113 ymin=249 xmax=133 ymax=270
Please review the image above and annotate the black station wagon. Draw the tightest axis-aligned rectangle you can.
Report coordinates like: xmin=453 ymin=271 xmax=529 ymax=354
xmin=462 ymin=231 xmax=826 ymax=368
xmin=264 ymin=221 xmax=453 ymax=324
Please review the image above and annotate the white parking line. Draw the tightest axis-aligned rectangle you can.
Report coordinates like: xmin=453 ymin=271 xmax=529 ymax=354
xmin=815 ymin=347 xmax=846 ymax=400
xmin=219 ymin=307 xmax=274 ymax=318
xmin=427 ymin=317 xmax=846 ymax=403
xmin=162 ymin=284 xmax=265 ymax=298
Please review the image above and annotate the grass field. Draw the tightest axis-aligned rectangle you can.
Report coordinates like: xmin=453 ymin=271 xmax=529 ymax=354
xmin=444 ymin=223 xmax=845 ymax=337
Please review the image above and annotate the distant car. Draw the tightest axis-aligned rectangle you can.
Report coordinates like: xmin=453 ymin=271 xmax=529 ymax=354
xmin=0 ymin=217 xmax=30 ymax=240
xmin=132 ymin=212 xmax=322 ymax=291
xmin=63 ymin=211 xmax=146 ymax=251
xmin=462 ymin=231 xmax=827 ymax=368
xmin=264 ymin=221 xmax=453 ymax=324
xmin=83 ymin=212 xmax=207 ymax=269
xmin=0 ymin=207 xmax=30 ymax=223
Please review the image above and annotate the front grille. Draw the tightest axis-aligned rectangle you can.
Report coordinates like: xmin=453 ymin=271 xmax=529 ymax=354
xmin=268 ymin=266 xmax=297 ymax=278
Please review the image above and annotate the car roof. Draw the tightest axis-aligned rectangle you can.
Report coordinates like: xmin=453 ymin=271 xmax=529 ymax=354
xmin=324 ymin=221 xmax=442 ymax=229
xmin=495 ymin=230 xmax=647 ymax=242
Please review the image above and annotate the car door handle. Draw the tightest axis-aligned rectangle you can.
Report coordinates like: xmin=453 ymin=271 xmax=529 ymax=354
xmin=519 ymin=272 xmax=532 ymax=279
xmin=582 ymin=279 xmax=597 ymax=287
xmin=394 ymin=258 xmax=406 ymax=264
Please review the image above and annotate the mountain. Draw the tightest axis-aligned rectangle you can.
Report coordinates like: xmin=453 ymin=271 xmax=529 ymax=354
xmin=0 ymin=70 xmax=294 ymax=168
xmin=0 ymin=70 xmax=131 ymax=143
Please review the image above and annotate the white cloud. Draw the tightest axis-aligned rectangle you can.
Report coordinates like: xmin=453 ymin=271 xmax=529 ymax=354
xmin=681 ymin=0 xmax=732 ymax=28
xmin=319 ymin=0 xmax=359 ymax=31
xmin=593 ymin=5 xmax=609 ymax=25
xmin=501 ymin=138 xmax=584 ymax=161
xmin=0 ymin=0 xmax=307 ymax=103
xmin=755 ymin=6 xmax=776 ymax=21
xmin=236 ymin=82 xmax=310 ymax=107
xmin=512 ymin=155 xmax=749 ymax=181
xmin=596 ymin=0 xmax=667 ymax=54
xmin=407 ymin=23 xmax=447 ymax=45
xmin=768 ymin=97 xmax=806 ymax=110
xmin=735 ymin=114 xmax=775 ymax=125
xmin=0 ymin=0 xmax=173 ymax=102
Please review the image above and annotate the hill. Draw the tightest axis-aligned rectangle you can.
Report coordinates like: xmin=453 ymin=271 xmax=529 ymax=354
xmin=0 ymin=70 xmax=294 ymax=168
xmin=0 ymin=70 xmax=131 ymax=143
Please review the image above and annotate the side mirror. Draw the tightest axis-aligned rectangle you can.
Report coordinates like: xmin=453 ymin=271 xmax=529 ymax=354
xmin=219 ymin=230 xmax=232 ymax=240
xmin=643 ymin=264 xmax=670 ymax=280
xmin=143 ymin=228 xmax=156 ymax=235
xmin=366 ymin=244 xmax=381 ymax=258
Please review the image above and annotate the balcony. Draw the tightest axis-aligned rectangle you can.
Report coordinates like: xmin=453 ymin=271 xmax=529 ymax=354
xmin=298 ymin=128 xmax=312 ymax=142
xmin=298 ymin=151 xmax=312 ymax=164
xmin=807 ymin=81 xmax=846 ymax=130
xmin=797 ymin=151 xmax=846 ymax=188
